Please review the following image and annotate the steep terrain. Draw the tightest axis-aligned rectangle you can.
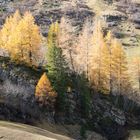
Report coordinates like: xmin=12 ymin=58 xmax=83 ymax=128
xmin=87 ymin=0 xmax=140 ymax=57
xmin=0 ymin=0 xmax=94 ymax=36
xmin=0 ymin=0 xmax=139 ymax=50
xmin=0 ymin=121 xmax=71 ymax=140
xmin=0 ymin=0 xmax=140 ymax=140
xmin=0 ymin=57 xmax=140 ymax=139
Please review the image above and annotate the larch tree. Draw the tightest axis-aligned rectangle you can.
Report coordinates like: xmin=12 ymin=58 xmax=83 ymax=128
xmin=89 ymin=22 xmax=130 ymax=95
xmin=90 ymin=20 xmax=110 ymax=94
xmin=35 ymin=72 xmax=57 ymax=107
xmin=0 ymin=10 xmax=21 ymax=57
xmin=59 ymin=17 xmax=77 ymax=72
xmin=100 ymin=40 xmax=111 ymax=94
xmin=17 ymin=11 xmax=41 ymax=65
xmin=0 ymin=10 xmax=41 ymax=66
xmin=111 ymin=39 xmax=130 ymax=95
xmin=78 ymin=19 xmax=93 ymax=77
xmin=104 ymin=31 xmax=132 ymax=96
xmin=130 ymin=56 xmax=140 ymax=92
xmin=105 ymin=31 xmax=114 ymax=94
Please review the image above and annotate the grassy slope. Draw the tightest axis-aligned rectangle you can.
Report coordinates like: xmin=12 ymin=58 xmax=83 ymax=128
xmin=129 ymin=130 xmax=140 ymax=140
xmin=0 ymin=121 xmax=72 ymax=140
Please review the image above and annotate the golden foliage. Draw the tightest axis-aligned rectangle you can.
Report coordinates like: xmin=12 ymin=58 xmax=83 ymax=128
xmin=0 ymin=10 xmax=21 ymax=51
xmin=89 ymin=20 xmax=129 ymax=95
xmin=130 ymin=56 xmax=140 ymax=91
xmin=35 ymin=73 xmax=57 ymax=105
xmin=90 ymin=21 xmax=109 ymax=94
xmin=111 ymin=39 xmax=129 ymax=94
xmin=47 ymin=21 xmax=59 ymax=48
xmin=0 ymin=10 xmax=41 ymax=66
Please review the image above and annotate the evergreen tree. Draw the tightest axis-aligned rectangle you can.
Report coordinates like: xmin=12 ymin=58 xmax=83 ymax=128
xmin=47 ymin=22 xmax=70 ymax=111
xmin=76 ymin=73 xmax=91 ymax=118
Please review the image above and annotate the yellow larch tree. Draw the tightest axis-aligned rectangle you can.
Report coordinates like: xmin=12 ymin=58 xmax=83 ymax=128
xmin=111 ymin=39 xmax=130 ymax=95
xmin=100 ymin=40 xmax=110 ymax=94
xmin=130 ymin=56 xmax=140 ymax=92
xmin=0 ymin=10 xmax=21 ymax=55
xmin=7 ymin=10 xmax=22 ymax=60
xmin=104 ymin=31 xmax=114 ymax=94
xmin=90 ymin=20 xmax=110 ymax=94
xmin=17 ymin=11 xmax=41 ymax=65
xmin=105 ymin=31 xmax=132 ymax=96
xmin=90 ymin=23 xmax=130 ymax=95
xmin=35 ymin=73 xmax=57 ymax=106
xmin=0 ymin=10 xmax=41 ymax=66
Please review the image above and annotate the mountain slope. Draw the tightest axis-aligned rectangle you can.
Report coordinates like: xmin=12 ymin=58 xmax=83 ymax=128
xmin=0 ymin=121 xmax=71 ymax=140
xmin=0 ymin=0 xmax=94 ymax=36
xmin=0 ymin=0 xmax=139 ymax=51
xmin=87 ymin=0 xmax=140 ymax=57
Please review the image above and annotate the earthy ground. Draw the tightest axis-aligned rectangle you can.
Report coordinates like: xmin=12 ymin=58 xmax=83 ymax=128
xmin=0 ymin=121 xmax=72 ymax=140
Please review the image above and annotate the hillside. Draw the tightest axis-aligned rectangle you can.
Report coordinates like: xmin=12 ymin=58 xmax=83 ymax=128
xmin=0 ymin=0 xmax=139 ymax=58
xmin=87 ymin=0 xmax=140 ymax=56
xmin=0 ymin=121 xmax=71 ymax=140
xmin=0 ymin=57 xmax=140 ymax=139
xmin=0 ymin=0 xmax=139 ymax=48
xmin=0 ymin=0 xmax=94 ymax=36
xmin=0 ymin=0 xmax=140 ymax=140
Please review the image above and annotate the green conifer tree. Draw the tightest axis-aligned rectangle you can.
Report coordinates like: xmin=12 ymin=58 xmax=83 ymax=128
xmin=47 ymin=22 xmax=70 ymax=111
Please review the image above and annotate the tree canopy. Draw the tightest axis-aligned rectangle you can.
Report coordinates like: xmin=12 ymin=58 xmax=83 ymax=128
xmin=0 ymin=10 xmax=41 ymax=66
xmin=35 ymin=72 xmax=57 ymax=106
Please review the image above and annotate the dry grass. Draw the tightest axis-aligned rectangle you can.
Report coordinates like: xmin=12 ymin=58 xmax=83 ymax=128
xmin=35 ymin=121 xmax=81 ymax=139
xmin=87 ymin=0 xmax=114 ymax=16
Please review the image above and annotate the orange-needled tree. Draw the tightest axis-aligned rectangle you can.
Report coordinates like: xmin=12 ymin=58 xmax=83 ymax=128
xmin=35 ymin=72 xmax=57 ymax=107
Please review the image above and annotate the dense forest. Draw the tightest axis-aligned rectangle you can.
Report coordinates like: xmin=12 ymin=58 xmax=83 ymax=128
xmin=0 ymin=0 xmax=140 ymax=140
